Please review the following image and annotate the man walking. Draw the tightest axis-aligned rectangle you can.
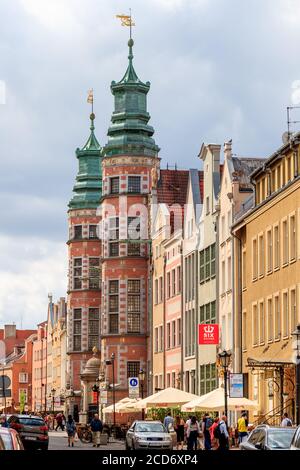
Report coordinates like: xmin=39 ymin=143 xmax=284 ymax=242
xmin=237 ymin=412 xmax=248 ymax=443
xmin=55 ymin=413 xmax=64 ymax=431
xmin=215 ymin=415 xmax=229 ymax=451
xmin=201 ymin=413 xmax=213 ymax=450
xmin=281 ymin=412 xmax=293 ymax=427
xmin=90 ymin=413 xmax=103 ymax=448
xmin=163 ymin=412 xmax=174 ymax=431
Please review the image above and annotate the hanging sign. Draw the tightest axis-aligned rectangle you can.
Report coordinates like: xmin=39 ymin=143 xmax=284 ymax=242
xmin=198 ymin=324 xmax=219 ymax=345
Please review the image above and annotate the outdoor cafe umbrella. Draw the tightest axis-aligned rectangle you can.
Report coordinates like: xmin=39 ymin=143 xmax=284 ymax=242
xmin=102 ymin=397 xmax=142 ymax=414
xmin=135 ymin=387 xmax=199 ymax=409
xmin=181 ymin=387 xmax=259 ymax=412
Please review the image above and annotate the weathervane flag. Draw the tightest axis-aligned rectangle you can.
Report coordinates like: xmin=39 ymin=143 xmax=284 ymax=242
xmin=116 ymin=11 xmax=135 ymax=39
xmin=87 ymin=88 xmax=94 ymax=113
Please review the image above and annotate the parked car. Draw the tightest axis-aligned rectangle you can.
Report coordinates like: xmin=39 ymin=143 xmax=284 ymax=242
xmin=8 ymin=414 xmax=49 ymax=450
xmin=290 ymin=425 xmax=300 ymax=450
xmin=0 ymin=435 xmax=5 ymax=451
xmin=239 ymin=424 xmax=295 ymax=450
xmin=126 ymin=420 xmax=173 ymax=450
xmin=0 ymin=428 xmax=24 ymax=450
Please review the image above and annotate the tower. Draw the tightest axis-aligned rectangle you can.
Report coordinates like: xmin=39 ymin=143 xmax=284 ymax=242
xmin=100 ymin=38 xmax=160 ymax=400
xmin=67 ymin=113 xmax=102 ymax=418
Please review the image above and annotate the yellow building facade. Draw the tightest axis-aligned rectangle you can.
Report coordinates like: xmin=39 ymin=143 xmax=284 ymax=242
xmin=233 ymin=133 xmax=300 ymax=423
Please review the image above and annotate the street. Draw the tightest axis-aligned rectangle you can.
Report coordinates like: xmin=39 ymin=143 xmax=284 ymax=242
xmin=48 ymin=431 xmax=125 ymax=451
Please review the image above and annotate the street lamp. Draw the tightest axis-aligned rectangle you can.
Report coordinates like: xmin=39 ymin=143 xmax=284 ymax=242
xmin=92 ymin=378 xmax=100 ymax=414
xmin=50 ymin=388 xmax=56 ymax=429
xmin=105 ymin=353 xmax=116 ymax=430
xmin=139 ymin=369 xmax=145 ymax=420
xmin=218 ymin=350 xmax=232 ymax=420
xmin=292 ymin=324 xmax=300 ymax=425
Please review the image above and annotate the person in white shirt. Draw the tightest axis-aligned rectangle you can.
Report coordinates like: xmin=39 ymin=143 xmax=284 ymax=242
xmin=281 ymin=413 xmax=292 ymax=427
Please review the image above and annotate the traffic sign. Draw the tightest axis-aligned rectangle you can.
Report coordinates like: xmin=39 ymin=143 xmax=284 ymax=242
xmin=100 ymin=391 xmax=108 ymax=405
xmin=128 ymin=377 xmax=139 ymax=399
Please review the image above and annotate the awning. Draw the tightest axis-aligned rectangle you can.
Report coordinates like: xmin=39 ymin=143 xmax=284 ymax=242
xmin=181 ymin=387 xmax=259 ymax=412
xmin=102 ymin=397 xmax=142 ymax=414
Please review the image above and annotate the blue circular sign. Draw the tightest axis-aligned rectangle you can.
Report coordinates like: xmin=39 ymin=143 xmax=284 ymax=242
xmin=129 ymin=378 xmax=138 ymax=387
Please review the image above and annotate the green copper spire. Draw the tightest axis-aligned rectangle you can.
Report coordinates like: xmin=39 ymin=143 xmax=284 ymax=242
xmin=102 ymin=39 xmax=160 ymax=157
xmin=69 ymin=113 xmax=102 ymax=209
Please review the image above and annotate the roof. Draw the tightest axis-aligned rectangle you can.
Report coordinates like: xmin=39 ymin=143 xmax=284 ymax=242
xmin=232 ymin=157 xmax=265 ymax=188
xmin=157 ymin=169 xmax=190 ymax=206
xmin=0 ymin=329 xmax=36 ymax=357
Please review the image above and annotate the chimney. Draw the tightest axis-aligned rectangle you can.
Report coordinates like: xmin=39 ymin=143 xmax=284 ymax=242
xmin=224 ymin=139 xmax=232 ymax=160
xmin=4 ymin=324 xmax=16 ymax=339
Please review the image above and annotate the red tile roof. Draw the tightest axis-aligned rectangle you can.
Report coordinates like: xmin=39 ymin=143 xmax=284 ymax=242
xmin=0 ymin=329 xmax=36 ymax=356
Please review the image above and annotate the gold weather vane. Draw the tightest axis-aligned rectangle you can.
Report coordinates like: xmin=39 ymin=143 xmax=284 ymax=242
xmin=116 ymin=9 xmax=135 ymax=39
xmin=87 ymin=88 xmax=94 ymax=113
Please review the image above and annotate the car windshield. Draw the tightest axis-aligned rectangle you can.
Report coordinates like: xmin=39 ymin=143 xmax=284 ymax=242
xmin=0 ymin=432 xmax=13 ymax=450
xmin=135 ymin=423 xmax=165 ymax=433
xmin=18 ymin=418 xmax=44 ymax=426
xmin=267 ymin=429 xmax=294 ymax=449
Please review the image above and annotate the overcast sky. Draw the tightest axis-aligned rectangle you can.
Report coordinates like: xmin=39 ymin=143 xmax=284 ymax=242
xmin=0 ymin=0 xmax=300 ymax=329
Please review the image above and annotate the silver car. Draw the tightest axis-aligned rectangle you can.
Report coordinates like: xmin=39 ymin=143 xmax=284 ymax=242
xmin=126 ymin=420 xmax=173 ymax=450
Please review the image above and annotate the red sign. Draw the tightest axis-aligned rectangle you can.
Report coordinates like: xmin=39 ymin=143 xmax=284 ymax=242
xmin=93 ymin=391 xmax=98 ymax=404
xmin=198 ymin=324 xmax=219 ymax=345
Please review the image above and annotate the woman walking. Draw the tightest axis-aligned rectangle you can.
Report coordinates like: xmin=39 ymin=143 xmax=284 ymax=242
xmin=174 ymin=415 xmax=185 ymax=450
xmin=66 ymin=415 xmax=77 ymax=448
xmin=186 ymin=416 xmax=200 ymax=451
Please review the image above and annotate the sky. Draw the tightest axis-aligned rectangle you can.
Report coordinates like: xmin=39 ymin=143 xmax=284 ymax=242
xmin=0 ymin=0 xmax=300 ymax=328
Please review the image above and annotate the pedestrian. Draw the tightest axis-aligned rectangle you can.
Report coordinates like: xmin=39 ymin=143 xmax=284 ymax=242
xmin=281 ymin=412 xmax=293 ymax=427
xmin=215 ymin=415 xmax=229 ymax=451
xmin=55 ymin=412 xmax=64 ymax=431
xmin=90 ymin=413 xmax=103 ymax=448
xmin=163 ymin=411 xmax=174 ymax=431
xmin=62 ymin=414 xmax=66 ymax=431
xmin=186 ymin=416 xmax=200 ymax=451
xmin=237 ymin=412 xmax=248 ymax=443
xmin=0 ymin=416 xmax=9 ymax=428
xmin=66 ymin=415 xmax=76 ymax=448
xmin=210 ymin=417 xmax=220 ymax=450
xmin=174 ymin=415 xmax=185 ymax=450
xmin=201 ymin=413 xmax=213 ymax=450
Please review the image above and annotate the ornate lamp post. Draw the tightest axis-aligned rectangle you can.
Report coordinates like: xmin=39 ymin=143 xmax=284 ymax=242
xmin=105 ymin=353 xmax=116 ymax=429
xmin=92 ymin=377 xmax=100 ymax=414
xmin=50 ymin=388 xmax=56 ymax=429
xmin=292 ymin=324 xmax=300 ymax=425
xmin=139 ymin=369 xmax=145 ymax=420
xmin=218 ymin=350 xmax=232 ymax=419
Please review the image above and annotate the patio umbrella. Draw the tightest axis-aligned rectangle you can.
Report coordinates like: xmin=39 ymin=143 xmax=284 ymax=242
xmin=181 ymin=387 xmax=259 ymax=412
xmin=102 ymin=397 xmax=141 ymax=414
xmin=135 ymin=387 xmax=199 ymax=409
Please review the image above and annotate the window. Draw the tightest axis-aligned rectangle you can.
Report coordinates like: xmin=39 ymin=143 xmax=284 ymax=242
xmin=282 ymin=219 xmax=288 ymax=265
xmin=242 ymin=250 xmax=246 ymax=289
xmin=274 ymin=295 xmax=280 ymax=340
xmin=19 ymin=373 xmax=28 ymax=383
xmin=167 ymin=323 xmax=171 ymax=349
xmin=109 ymin=217 xmax=119 ymax=257
xmin=127 ymin=361 xmax=140 ymax=378
xmin=73 ymin=258 xmax=82 ymax=289
xmin=172 ymin=269 xmax=176 ymax=297
xmin=110 ymin=177 xmax=119 ymax=194
xmin=177 ymin=267 xmax=181 ymax=294
xmin=74 ymin=225 xmax=82 ymax=239
xmin=89 ymin=258 xmax=100 ymax=289
xmin=172 ymin=372 xmax=176 ymax=388
xmin=167 ymin=272 xmax=171 ymax=299
xmin=252 ymin=304 xmax=258 ymax=346
xmin=221 ymin=260 xmax=225 ymax=293
xmin=259 ymin=301 xmax=265 ymax=345
xmin=266 ymin=229 xmax=272 ymax=272
xmin=154 ymin=327 xmax=159 ymax=353
xmin=109 ymin=280 xmax=119 ymax=334
xmin=199 ymin=244 xmax=215 ymax=283
xmin=199 ymin=364 xmax=216 ymax=396
xmin=127 ymin=280 xmax=141 ymax=333
xmin=252 ymin=238 xmax=257 ymax=280
xmin=274 ymin=224 xmax=280 ymax=269
xmin=242 ymin=311 xmax=247 ymax=351
xmin=159 ymin=326 xmax=163 ymax=352
xmin=199 ymin=301 xmax=216 ymax=324
xmin=290 ymin=214 xmax=296 ymax=261
xmin=167 ymin=373 xmax=171 ymax=388
xmin=159 ymin=277 xmax=163 ymax=303
xmin=290 ymin=288 xmax=297 ymax=334
xmin=89 ymin=225 xmax=98 ymax=239
xmin=177 ymin=318 xmax=181 ymax=346
xmin=128 ymin=176 xmax=141 ymax=193
xmin=88 ymin=308 xmax=100 ymax=350
xmin=154 ymin=279 xmax=158 ymax=305
xmin=267 ymin=298 xmax=273 ymax=343
xmin=258 ymin=234 xmax=264 ymax=277
xmin=227 ymin=256 xmax=232 ymax=290
xmin=172 ymin=320 xmax=176 ymax=348
xmin=282 ymin=291 xmax=289 ymax=338
xmin=73 ymin=308 xmax=82 ymax=351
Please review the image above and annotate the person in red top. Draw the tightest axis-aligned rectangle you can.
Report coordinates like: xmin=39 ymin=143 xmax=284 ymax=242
xmin=210 ymin=417 xmax=220 ymax=450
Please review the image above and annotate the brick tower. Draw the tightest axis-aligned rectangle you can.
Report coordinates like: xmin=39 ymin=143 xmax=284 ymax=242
xmin=100 ymin=38 xmax=160 ymax=401
xmin=67 ymin=113 xmax=102 ymax=419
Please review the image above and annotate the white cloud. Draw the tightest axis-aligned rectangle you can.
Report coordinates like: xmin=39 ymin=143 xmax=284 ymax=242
xmin=0 ymin=235 xmax=67 ymax=328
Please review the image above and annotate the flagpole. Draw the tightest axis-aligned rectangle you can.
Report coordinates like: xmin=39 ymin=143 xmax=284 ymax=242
xmin=129 ymin=8 xmax=132 ymax=40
